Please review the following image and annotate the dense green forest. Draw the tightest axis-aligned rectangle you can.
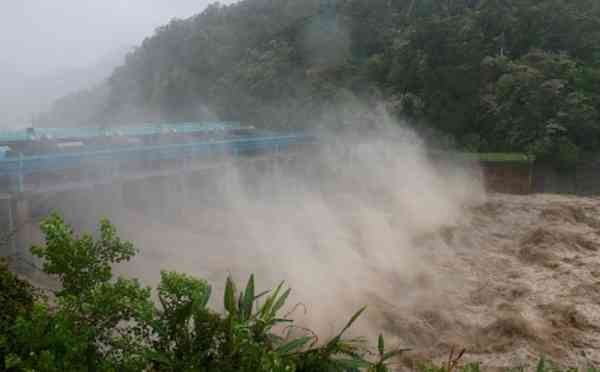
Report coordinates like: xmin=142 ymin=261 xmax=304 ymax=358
xmin=42 ymin=0 xmax=600 ymax=165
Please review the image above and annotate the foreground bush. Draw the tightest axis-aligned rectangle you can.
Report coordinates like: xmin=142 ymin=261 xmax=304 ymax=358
xmin=0 ymin=257 xmax=36 ymax=370
xmin=1 ymin=214 xmax=403 ymax=372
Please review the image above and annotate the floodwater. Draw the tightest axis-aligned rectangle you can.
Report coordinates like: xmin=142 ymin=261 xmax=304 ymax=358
xmin=14 ymin=138 xmax=600 ymax=369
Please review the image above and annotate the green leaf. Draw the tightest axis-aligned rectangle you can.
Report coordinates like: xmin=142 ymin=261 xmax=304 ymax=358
xmin=464 ymin=362 xmax=481 ymax=372
xmin=260 ymin=281 xmax=284 ymax=319
xmin=378 ymin=334 xmax=384 ymax=355
xmin=144 ymin=350 xmax=171 ymax=365
xmin=254 ymin=290 xmax=269 ymax=301
xmin=224 ymin=276 xmax=237 ymax=316
xmin=333 ymin=357 xmax=372 ymax=369
xmin=174 ymin=301 xmax=193 ymax=325
xmin=199 ymin=284 xmax=212 ymax=308
xmin=338 ymin=306 xmax=367 ymax=339
xmin=275 ymin=336 xmax=314 ymax=354
xmin=326 ymin=307 xmax=367 ymax=351
xmin=242 ymin=274 xmax=255 ymax=319
xmin=238 ymin=292 xmax=245 ymax=319
xmin=271 ymin=288 xmax=291 ymax=317
xmin=536 ymin=357 xmax=546 ymax=372
xmin=268 ymin=333 xmax=285 ymax=345
xmin=5 ymin=354 xmax=22 ymax=369
xmin=271 ymin=318 xmax=293 ymax=324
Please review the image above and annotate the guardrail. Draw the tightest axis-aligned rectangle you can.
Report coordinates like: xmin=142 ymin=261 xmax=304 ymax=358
xmin=0 ymin=122 xmax=243 ymax=144
xmin=0 ymin=134 xmax=316 ymax=179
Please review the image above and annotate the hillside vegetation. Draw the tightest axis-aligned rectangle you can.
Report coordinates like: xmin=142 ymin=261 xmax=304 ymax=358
xmin=42 ymin=0 xmax=600 ymax=165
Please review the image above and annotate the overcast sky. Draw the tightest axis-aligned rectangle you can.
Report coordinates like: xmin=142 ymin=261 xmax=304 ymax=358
xmin=0 ymin=0 xmax=235 ymax=78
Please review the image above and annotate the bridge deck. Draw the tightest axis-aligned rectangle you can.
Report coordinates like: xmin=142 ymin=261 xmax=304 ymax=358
xmin=0 ymin=133 xmax=316 ymax=194
xmin=15 ymin=152 xmax=300 ymax=196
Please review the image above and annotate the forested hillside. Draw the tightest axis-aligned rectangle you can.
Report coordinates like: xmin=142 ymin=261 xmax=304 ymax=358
xmin=42 ymin=0 xmax=600 ymax=164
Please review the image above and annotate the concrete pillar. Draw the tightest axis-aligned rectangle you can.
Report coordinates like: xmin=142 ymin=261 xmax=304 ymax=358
xmin=8 ymin=199 xmax=16 ymax=260
xmin=9 ymin=174 xmax=22 ymax=194
xmin=0 ymin=195 xmax=16 ymax=259
xmin=17 ymin=153 xmax=24 ymax=193
xmin=13 ymin=197 xmax=34 ymax=273
xmin=14 ymin=197 xmax=30 ymax=249
xmin=177 ymin=173 xmax=189 ymax=220
xmin=0 ymin=195 xmax=36 ymax=273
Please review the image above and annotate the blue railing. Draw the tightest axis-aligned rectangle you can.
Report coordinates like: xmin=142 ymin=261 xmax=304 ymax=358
xmin=0 ymin=134 xmax=315 ymax=179
xmin=0 ymin=122 xmax=243 ymax=143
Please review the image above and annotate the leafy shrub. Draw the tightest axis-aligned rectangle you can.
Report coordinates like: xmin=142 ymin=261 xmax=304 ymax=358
xmin=1 ymin=214 xmax=404 ymax=371
xmin=0 ymin=257 xmax=36 ymax=369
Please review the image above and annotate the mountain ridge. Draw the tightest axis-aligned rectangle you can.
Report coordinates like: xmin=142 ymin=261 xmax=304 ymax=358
xmin=39 ymin=0 xmax=600 ymax=165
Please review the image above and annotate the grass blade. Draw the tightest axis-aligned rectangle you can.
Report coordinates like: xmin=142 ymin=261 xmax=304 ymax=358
xmin=275 ymin=336 xmax=314 ymax=354
xmin=338 ymin=306 xmax=367 ymax=339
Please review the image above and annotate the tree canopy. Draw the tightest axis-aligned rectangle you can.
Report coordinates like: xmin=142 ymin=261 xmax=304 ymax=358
xmin=41 ymin=0 xmax=600 ymax=165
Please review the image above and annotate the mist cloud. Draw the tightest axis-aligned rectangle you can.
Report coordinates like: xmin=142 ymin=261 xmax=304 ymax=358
xmin=1 ymin=0 xmax=237 ymax=77
xmin=0 ymin=0 xmax=239 ymax=126
xmin=25 ymin=104 xmax=484 ymax=346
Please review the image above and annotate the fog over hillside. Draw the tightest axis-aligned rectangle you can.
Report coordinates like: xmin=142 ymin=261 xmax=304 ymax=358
xmin=0 ymin=0 xmax=237 ymax=128
xmin=0 ymin=47 xmax=129 ymax=126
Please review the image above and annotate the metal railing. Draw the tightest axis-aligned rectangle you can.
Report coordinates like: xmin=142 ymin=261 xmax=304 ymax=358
xmin=0 ymin=122 xmax=243 ymax=144
xmin=0 ymin=134 xmax=316 ymax=193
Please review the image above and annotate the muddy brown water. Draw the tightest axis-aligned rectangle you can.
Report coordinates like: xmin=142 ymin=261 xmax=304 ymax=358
xmin=410 ymin=193 xmax=600 ymax=368
xmin=16 ymin=192 xmax=600 ymax=369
